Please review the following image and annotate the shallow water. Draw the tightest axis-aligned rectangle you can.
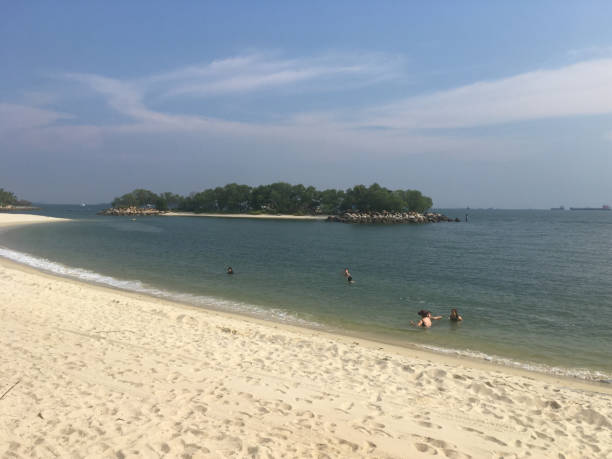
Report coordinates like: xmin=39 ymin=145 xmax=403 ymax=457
xmin=1 ymin=205 xmax=611 ymax=381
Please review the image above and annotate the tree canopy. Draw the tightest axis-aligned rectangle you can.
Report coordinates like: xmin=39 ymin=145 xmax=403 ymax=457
xmin=111 ymin=183 xmax=433 ymax=214
xmin=0 ymin=188 xmax=31 ymax=207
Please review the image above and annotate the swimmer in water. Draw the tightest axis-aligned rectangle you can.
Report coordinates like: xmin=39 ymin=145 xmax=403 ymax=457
xmin=449 ymin=308 xmax=463 ymax=321
xmin=226 ymin=266 xmax=234 ymax=275
xmin=411 ymin=310 xmax=443 ymax=328
xmin=343 ymin=267 xmax=354 ymax=283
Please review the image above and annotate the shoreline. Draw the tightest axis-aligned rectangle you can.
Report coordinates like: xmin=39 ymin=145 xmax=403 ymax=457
xmin=0 ymin=214 xmax=609 ymax=388
xmin=1 ymin=256 xmax=611 ymax=457
xmin=2 ymin=249 xmax=609 ymax=391
xmin=163 ymin=211 xmax=328 ymax=220
xmin=0 ymin=213 xmax=70 ymax=228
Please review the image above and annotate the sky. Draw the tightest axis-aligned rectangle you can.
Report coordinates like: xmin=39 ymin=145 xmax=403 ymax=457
xmin=2 ymin=1 xmax=612 ymax=208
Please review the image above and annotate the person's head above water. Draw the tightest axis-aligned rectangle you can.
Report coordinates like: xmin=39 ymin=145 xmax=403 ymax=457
xmin=227 ymin=266 xmax=233 ymax=274
xmin=417 ymin=310 xmax=431 ymax=318
xmin=449 ymin=308 xmax=462 ymax=321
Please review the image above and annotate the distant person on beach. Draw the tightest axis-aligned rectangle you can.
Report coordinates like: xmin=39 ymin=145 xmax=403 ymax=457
xmin=226 ymin=266 xmax=234 ymax=275
xmin=343 ymin=267 xmax=354 ymax=284
xmin=411 ymin=310 xmax=443 ymax=328
xmin=449 ymin=308 xmax=463 ymax=321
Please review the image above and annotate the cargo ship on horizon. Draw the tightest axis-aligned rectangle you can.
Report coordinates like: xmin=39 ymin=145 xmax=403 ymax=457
xmin=569 ymin=205 xmax=611 ymax=211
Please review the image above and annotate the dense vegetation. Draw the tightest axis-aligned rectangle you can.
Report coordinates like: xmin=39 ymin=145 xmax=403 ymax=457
xmin=0 ymin=188 xmax=31 ymax=207
xmin=111 ymin=189 xmax=182 ymax=212
xmin=111 ymin=183 xmax=433 ymax=214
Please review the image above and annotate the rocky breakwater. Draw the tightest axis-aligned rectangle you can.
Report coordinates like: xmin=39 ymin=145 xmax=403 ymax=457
xmin=327 ymin=211 xmax=459 ymax=224
xmin=97 ymin=206 xmax=166 ymax=216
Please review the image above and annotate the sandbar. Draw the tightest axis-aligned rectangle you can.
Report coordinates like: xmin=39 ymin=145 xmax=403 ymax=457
xmin=164 ymin=211 xmax=327 ymax=220
xmin=0 ymin=213 xmax=69 ymax=228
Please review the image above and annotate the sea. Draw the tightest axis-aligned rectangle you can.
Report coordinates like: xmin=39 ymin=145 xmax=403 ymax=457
xmin=1 ymin=205 xmax=611 ymax=383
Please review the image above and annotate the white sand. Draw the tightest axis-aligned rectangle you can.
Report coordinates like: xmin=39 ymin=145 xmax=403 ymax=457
xmin=1 ymin=215 xmax=611 ymax=458
xmin=164 ymin=212 xmax=327 ymax=220
xmin=0 ymin=213 xmax=69 ymax=227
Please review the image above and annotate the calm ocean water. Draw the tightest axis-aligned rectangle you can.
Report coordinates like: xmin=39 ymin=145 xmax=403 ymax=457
xmin=1 ymin=205 xmax=611 ymax=382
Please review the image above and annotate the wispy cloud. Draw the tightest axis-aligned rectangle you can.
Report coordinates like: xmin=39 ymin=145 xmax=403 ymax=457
xmin=56 ymin=52 xmax=402 ymax=131
xmin=364 ymin=58 xmax=612 ymax=129
xmin=57 ymin=52 xmax=410 ymax=140
xmin=4 ymin=52 xmax=612 ymax=160
xmin=149 ymin=52 xmax=403 ymax=98
xmin=62 ymin=54 xmax=612 ymax=135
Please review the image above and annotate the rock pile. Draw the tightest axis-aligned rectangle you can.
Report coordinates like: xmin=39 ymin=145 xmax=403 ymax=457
xmin=326 ymin=211 xmax=459 ymax=224
xmin=97 ymin=207 xmax=166 ymax=216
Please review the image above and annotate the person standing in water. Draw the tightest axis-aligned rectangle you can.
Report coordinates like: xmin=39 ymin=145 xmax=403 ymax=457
xmin=343 ymin=267 xmax=354 ymax=284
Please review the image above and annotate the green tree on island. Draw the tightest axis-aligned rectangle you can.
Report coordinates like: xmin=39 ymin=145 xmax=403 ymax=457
xmin=111 ymin=189 xmax=160 ymax=208
xmin=111 ymin=183 xmax=433 ymax=214
xmin=0 ymin=188 xmax=31 ymax=207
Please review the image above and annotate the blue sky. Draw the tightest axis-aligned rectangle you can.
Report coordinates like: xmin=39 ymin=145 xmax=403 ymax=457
xmin=2 ymin=1 xmax=612 ymax=207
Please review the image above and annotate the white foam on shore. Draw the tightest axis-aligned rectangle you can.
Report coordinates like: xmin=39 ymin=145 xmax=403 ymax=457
xmin=0 ymin=246 xmax=321 ymax=329
xmin=418 ymin=344 xmax=612 ymax=383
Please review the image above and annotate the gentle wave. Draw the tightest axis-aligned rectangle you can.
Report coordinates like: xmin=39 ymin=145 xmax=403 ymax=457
xmin=0 ymin=246 xmax=321 ymax=329
xmin=417 ymin=344 xmax=612 ymax=383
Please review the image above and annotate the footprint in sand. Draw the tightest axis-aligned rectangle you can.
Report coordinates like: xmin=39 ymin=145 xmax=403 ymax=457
xmin=443 ymin=449 xmax=472 ymax=459
xmin=372 ymin=428 xmax=393 ymax=438
xmin=418 ymin=421 xmax=442 ymax=429
xmin=484 ymin=435 xmax=507 ymax=446
xmin=461 ymin=426 xmax=484 ymax=435
xmin=414 ymin=442 xmax=437 ymax=454
xmin=352 ymin=424 xmax=371 ymax=435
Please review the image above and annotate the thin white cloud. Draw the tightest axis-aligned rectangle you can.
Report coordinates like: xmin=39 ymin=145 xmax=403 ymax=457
xmin=64 ymin=74 xmax=151 ymax=121
xmin=365 ymin=58 xmax=612 ymax=129
xmin=147 ymin=52 xmax=403 ymax=98
xmin=60 ymin=52 xmax=406 ymax=135
xmin=6 ymin=53 xmax=612 ymax=161
xmin=68 ymin=52 xmax=612 ymax=133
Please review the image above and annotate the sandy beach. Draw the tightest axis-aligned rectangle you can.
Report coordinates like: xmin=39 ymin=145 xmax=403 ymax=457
xmin=164 ymin=212 xmax=327 ymax=220
xmin=0 ymin=214 xmax=68 ymax=228
xmin=1 ymin=215 xmax=611 ymax=458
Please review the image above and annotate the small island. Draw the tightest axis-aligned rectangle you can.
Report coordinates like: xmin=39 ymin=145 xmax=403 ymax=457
xmin=99 ymin=183 xmax=456 ymax=223
xmin=0 ymin=188 xmax=39 ymax=211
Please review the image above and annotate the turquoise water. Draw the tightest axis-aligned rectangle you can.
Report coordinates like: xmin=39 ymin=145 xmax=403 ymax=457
xmin=1 ymin=205 xmax=611 ymax=382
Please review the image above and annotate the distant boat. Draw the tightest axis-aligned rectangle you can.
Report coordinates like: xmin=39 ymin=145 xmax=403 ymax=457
xmin=80 ymin=202 xmax=86 ymax=207
xmin=550 ymin=206 xmax=565 ymax=211
xmin=569 ymin=205 xmax=611 ymax=211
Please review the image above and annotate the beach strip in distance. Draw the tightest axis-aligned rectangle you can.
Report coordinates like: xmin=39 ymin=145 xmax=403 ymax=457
xmin=163 ymin=211 xmax=328 ymax=220
xmin=0 ymin=213 xmax=70 ymax=227
xmin=1 ymin=214 xmax=611 ymax=458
